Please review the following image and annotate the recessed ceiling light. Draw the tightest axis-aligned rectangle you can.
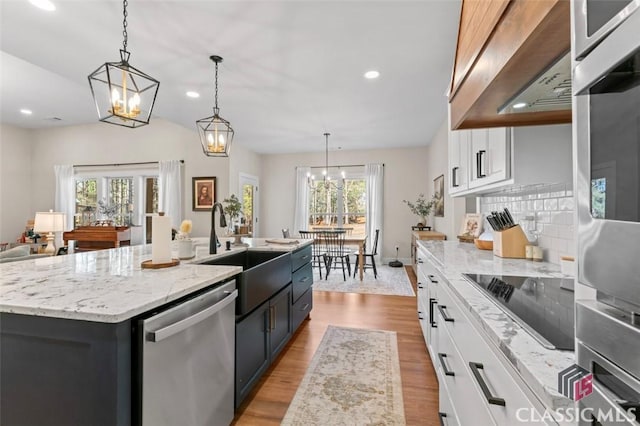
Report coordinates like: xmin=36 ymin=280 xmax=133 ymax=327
xmin=186 ymin=91 xmax=200 ymax=98
xmin=364 ymin=70 xmax=380 ymax=79
xmin=29 ymin=0 xmax=56 ymax=11
xmin=20 ymin=109 xmax=33 ymax=115
xmin=513 ymin=102 xmax=527 ymax=109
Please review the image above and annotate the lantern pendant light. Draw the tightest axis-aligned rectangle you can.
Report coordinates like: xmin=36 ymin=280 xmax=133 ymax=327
xmin=88 ymin=0 xmax=159 ymax=128
xmin=196 ymin=55 xmax=234 ymax=157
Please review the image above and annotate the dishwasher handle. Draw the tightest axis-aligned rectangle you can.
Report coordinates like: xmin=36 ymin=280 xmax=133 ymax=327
xmin=148 ymin=289 xmax=238 ymax=342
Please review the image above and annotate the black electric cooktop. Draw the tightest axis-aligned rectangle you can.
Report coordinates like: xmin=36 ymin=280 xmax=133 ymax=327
xmin=462 ymin=274 xmax=575 ymax=351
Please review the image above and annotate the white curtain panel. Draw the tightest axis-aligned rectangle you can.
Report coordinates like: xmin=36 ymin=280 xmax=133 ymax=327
xmin=158 ymin=160 xmax=182 ymax=229
xmin=54 ymin=165 xmax=74 ymax=231
xmin=293 ymin=166 xmax=311 ymax=236
xmin=365 ymin=163 xmax=384 ymax=259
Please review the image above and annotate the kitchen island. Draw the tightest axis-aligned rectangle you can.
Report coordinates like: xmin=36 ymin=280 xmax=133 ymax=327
xmin=0 ymin=237 xmax=312 ymax=425
xmin=416 ymin=240 xmax=575 ymax=425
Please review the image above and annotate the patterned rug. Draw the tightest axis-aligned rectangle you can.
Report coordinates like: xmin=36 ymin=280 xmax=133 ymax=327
xmin=312 ymin=264 xmax=415 ymax=297
xmin=281 ymin=326 xmax=406 ymax=426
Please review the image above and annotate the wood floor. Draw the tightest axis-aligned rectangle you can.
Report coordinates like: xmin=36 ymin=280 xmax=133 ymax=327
xmin=232 ymin=266 xmax=440 ymax=425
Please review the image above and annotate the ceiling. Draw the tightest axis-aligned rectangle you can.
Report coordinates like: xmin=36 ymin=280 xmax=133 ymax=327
xmin=0 ymin=0 xmax=461 ymax=154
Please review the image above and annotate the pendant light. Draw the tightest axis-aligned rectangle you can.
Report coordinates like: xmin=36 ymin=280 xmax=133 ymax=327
xmin=307 ymin=133 xmax=344 ymax=190
xmin=196 ymin=55 xmax=234 ymax=157
xmin=88 ymin=0 xmax=159 ymax=128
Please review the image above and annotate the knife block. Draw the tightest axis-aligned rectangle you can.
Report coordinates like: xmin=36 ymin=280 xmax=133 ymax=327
xmin=493 ymin=225 xmax=528 ymax=259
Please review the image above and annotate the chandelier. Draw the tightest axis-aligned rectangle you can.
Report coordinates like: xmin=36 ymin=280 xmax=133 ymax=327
xmin=307 ymin=132 xmax=344 ymax=190
xmin=88 ymin=0 xmax=160 ymax=128
xmin=196 ymin=55 xmax=234 ymax=157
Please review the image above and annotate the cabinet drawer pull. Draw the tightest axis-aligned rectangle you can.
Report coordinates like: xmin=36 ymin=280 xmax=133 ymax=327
xmin=428 ymin=274 xmax=438 ymax=284
xmin=299 ymin=276 xmax=310 ymax=283
xmin=438 ymin=412 xmax=447 ymax=426
xmin=452 ymin=166 xmax=459 ymax=187
xmin=429 ymin=298 xmax=437 ymax=328
xmin=438 ymin=353 xmax=455 ymax=376
xmin=417 ymin=282 xmax=424 ymax=289
xmin=469 ymin=362 xmax=506 ymax=406
xmin=418 ymin=311 xmax=424 ymax=320
xmin=301 ymin=303 xmax=310 ymax=311
xmin=438 ymin=305 xmax=455 ymax=322
xmin=301 ymin=254 xmax=310 ymax=260
xmin=417 ymin=258 xmax=424 ymax=264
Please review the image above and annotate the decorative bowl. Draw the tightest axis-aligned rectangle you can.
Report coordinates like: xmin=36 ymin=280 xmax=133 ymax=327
xmin=474 ymin=238 xmax=493 ymax=250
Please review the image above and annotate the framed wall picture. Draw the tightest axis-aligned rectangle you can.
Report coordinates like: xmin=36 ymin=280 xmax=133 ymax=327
xmin=433 ymin=174 xmax=445 ymax=217
xmin=192 ymin=177 xmax=216 ymax=211
xmin=459 ymin=213 xmax=483 ymax=238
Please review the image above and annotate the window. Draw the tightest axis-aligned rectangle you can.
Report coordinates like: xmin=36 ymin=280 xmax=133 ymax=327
xmin=308 ymin=171 xmax=366 ymax=236
xmin=73 ymin=167 xmax=159 ymax=242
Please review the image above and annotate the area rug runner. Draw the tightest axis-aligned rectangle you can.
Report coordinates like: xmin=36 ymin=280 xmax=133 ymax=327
xmin=281 ymin=325 xmax=406 ymax=426
xmin=312 ymin=264 xmax=415 ymax=297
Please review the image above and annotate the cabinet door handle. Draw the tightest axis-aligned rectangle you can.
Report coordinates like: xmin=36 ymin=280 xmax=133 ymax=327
xmin=417 ymin=282 xmax=424 ymax=289
xmin=452 ymin=166 xmax=459 ymax=187
xmin=428 ymin=274 xmax=438 ymax=284
xmin=476 ymin=150 xmax=487 ymax=178
xmin=269 ymin=306 xmax=277 ymax=331
xmin=469 ymin=362 xmax=506 ymax=406
xmin=429 ymin=298 xmax=437 ymax=328
xmin=438 ymin=412 xmax=447 ymax=426
xmin=299 ymin=276 xmax=310 ymax=283
xmin=418 ymin=311 xmax=424 ymax=320
xmin=301 ymin=254 xmax=310 ymax=260
xmin=301 ymin=303 xmax=310 ymax=311
xmin=438 ymin=305 xmax=454 ymax=322
xmin=438 ymin=353 xmax=455 ymax=376
xmin=417 ymin=258 xmax=424 ymax=264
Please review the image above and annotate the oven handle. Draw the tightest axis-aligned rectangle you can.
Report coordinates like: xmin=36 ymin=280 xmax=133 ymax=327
xmin=469 ymin=362 xmax=506 ymax=406
xmin=148 ymin=290 xmax=238 ymax=342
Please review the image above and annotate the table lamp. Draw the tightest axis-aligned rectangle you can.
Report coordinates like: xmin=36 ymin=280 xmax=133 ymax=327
xmin=34 ymin=210 xmax=66 ymax=255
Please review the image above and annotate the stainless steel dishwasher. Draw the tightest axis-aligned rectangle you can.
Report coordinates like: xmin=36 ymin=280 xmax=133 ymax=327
xmin=138 ymin=280 xmax=237 ymax=426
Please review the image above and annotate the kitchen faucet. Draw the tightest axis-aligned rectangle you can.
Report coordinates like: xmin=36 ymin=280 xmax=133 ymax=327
xmin=210 ymin=202 xmax=227 ymax=254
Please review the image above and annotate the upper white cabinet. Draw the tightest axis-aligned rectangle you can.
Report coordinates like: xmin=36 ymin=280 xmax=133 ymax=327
xmin=468 ymin=127 xmax=511 ymax=189
xmin=448 ymin=124 xmax=572 ymax=197
xmin=448 ymin=129 xmax=470 ymax=195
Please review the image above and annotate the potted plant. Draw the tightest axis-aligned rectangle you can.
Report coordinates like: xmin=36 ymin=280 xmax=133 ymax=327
xmin=403 ymin=194 xmax=436 ymax=227
xmin=222 ymin=194 xmax=243 ymax=234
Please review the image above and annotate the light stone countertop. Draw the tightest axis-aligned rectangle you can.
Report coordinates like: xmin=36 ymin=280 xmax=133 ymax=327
xmin=0 ymin=237 xmax=311 ymax=323
xmin=416 ymin=240 xmax=575 ymax=411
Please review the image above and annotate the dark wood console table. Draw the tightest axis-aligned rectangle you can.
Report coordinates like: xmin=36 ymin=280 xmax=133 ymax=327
xmin=63 ymin=226 xmax=131 ymax=252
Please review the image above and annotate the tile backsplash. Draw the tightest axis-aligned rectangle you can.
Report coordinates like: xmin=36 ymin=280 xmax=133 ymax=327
xmin=479 ymin=183 xmax=575 ymax=264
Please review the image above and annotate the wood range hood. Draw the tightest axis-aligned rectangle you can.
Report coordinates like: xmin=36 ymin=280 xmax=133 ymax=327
xmin=449 ymin=0 xmax=571 ymax=130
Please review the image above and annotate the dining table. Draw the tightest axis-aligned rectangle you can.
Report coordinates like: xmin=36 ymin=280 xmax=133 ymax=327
xmin=302 ymin=230 xmax=368 ymax=280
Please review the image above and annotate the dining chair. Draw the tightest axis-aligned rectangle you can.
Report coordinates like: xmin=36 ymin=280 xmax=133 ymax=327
xmin=323 ymin=231 xmax=351 ymax=281
xmin=282 ymin=228 xmax=290 ymax=238
xmin=353 ymin=229 xmax=379 ymax=279
xmin=299 ymin=230 xmax=327 ymax=279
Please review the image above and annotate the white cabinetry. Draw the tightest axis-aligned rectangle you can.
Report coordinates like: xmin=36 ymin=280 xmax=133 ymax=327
xmin=447 ymin=124 xmax=572 ymax=197
xmin=468 ymin=128 xmax=511 ymax=189
xmin=448 ymin=129 xmax=470 ymax=194
xmin=417 ymin=251 xmax=556 ymax=426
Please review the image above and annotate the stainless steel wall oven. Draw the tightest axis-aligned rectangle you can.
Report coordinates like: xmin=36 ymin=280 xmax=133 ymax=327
xmin=573 ymin=3 xmax=640 ymax=424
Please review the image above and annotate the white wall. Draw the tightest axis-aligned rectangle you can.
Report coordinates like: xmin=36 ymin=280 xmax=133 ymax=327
xmin=27 ymin=119 xmax=238 ymax=238
xmin=424 ymin=120 xmax=467 ymax=240
xmin=0 ymin=124 xmax=33 ymax=242
xmin=260 ymin=146 xmax=431 ymax=261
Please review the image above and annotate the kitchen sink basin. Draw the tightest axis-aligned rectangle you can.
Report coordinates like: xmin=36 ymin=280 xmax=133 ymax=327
xmin=199 ymin=251 xmax=292 ymax=316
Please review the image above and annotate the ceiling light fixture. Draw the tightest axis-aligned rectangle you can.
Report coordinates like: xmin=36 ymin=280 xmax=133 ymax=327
xmin=512 ymin=102 xmax=527 ymax=109
xmin=196 ymin=55 xmax=234 ymax=157
xmin=88 ymin=0 xmax=159 ymax=128
xmin=20 ymin=109 xmax=33 ymax=115
xmin=307 ymin=133 xmax=345 ymax=190
xmin=364 ymin=70 xmax=380 ymax=79
xmin=186 ymin=91 xmax=200 ymax=98
xmin=29 ymin=0 xmax=56 ymax=11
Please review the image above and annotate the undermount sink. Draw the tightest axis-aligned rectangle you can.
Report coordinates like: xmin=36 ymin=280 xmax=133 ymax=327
xmin=199 ymin=251 xmax=292 ymax=315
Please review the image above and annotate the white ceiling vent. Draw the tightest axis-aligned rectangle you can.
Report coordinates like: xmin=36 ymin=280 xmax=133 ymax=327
xmin=498 ymin=53 xmax=572 ymax=114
